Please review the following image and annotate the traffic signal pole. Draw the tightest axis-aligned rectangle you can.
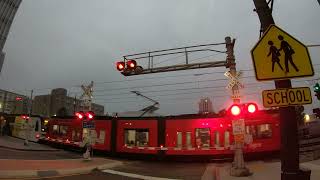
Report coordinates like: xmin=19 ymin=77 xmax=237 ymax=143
xmin=226 ymin=37 xmax=251 ymax=176
xmin=252 ymin=0 xmax=309 ymax=179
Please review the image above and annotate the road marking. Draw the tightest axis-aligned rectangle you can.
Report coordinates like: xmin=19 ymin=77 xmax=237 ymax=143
xmin=102 ymin=169 xmax=182 ymax=180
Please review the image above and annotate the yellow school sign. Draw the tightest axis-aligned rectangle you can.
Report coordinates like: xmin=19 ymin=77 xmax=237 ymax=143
xmin=251 ymin=25 xmax=314 ymax=81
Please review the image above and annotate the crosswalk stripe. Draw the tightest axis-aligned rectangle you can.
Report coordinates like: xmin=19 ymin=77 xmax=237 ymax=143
xmin=102 ymin=169 xmax=182 ymax=180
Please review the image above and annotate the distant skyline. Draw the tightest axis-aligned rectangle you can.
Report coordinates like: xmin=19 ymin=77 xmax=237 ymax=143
xmin=0 ymin=0 xmax=319 ymax=115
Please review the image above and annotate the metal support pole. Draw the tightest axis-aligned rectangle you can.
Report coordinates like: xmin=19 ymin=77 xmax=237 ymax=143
xmin=185 ymin=48 xmax=188 ymax=64
xmin=24 ymin=89 xmax=33 ymax=146
xmin=226 ymin=37 xmax=250 ymax=176
xmin=252 ymin=0 xmax=306 ymax=179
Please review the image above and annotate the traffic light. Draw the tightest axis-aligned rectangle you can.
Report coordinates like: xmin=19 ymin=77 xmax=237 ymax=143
xmin=75 ymin=111 xmax=94 ymax=120
xmin=228 ymin=103 xmax=258 ymax=117
xmin=85 ymin=111 xmax=95 ymax=120
xmin=314 ymin=83 xmax=320 ymax=100
xmin=246 ymin=103 xmax=258 ymax=114
xmin=21 ymin=115 xmax=29 ymax=120
xmin=116 ymin=61 xmax=125 ymax=71
xmin=15 ymin=97 xmax=23 ymax=101
xmin=75 ymin=111 xmax=85 ymax=120
xmin=126 ymin=60 xmax=137 ymax=69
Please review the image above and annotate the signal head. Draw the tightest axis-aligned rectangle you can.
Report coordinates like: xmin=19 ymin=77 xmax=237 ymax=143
xmin=127 ymin=60 xmax=137 ymax=69
xmin=75 ymin=111 xmax=85 ymax=120
xmin=86 ymin=111 xmax=95 ymax=120
xmin=116 ymin=61 xmax=125 ymax=71
xmin=229 ymin=104 xmax=241 ymax=116
xmin=246 ymin=103 xmax=258 ymax=114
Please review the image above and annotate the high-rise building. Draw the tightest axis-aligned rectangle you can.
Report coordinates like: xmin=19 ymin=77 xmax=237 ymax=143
xmin=32 ymin=88 xmax=104 ymax=117
xmin=198 ymin=98 xmax=213 ymax=114
xmin=0 ymin=0 xmax=22 ymax=73
xmin=0 ymin=89 xmax=29 ymax=114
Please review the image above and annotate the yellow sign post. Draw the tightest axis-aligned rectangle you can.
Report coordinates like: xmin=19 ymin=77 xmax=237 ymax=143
xmin=262 ymin=87 xmax=312 ymax=108
xmin=251 ymin=25 xmax=314 ymax=81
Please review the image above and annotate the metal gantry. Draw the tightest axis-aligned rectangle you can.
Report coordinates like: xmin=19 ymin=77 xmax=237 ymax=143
xmin=120 ymin=43 xmax=228 ymax=76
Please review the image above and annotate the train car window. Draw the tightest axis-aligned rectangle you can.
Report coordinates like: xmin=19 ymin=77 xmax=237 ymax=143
xmin=176 ymin=132 xmax=182 ymax=148
xmin=59 ymin=126 xmax=68 ymax=135
xmin=245 ymin=125 xmax=258 ymax=138
xmin=214 ymin=131 xmax=220 ymax=147
xmin=124 ymin=129 xmax=149 ymax=147
xmin=186 ymin=132 xmax=192 ymax=148
xmin=224 ymin=131 xmax=230 ymax=147
xmin=35 ymin=121 xmax=39 ymax=131
xmin=195 ymin=128 xmax=210 ymax=148
xmin=257 ymin=124 xmax=272 ymax=138
xmin=97 ymin=130 xmax=105 ymax=144
xmin=53 ymin=125 xmax=59 ymax=135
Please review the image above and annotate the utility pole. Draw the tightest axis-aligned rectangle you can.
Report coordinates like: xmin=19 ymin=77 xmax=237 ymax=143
xmin=226 ymin=37 xmax=250 ymax=176
xmin=24 ymin=89 xmax=33 ymax=146
xmin=252 ymin=0 xmax=309 ymax=179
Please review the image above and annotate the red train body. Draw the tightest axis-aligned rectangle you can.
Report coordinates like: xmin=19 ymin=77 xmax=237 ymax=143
xmin=43 ymin=110 xmax=280 ymax=159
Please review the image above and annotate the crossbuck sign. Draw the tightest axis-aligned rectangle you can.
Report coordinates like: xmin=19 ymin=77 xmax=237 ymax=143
xmin=224 ymin=71 xmax=244 ymax=89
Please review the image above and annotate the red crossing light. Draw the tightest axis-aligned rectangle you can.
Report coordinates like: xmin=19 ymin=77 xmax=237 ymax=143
xmin=75 ymin=111 xmax=85 ymax=120
xmin=230 ymin=104 xmax=241 ymax=116
xmin=247 ymin=103 xmax=258 ymax=114
xmin=16 ymin=97 xmax=23 ymax=101
xmin=127 ymin=60 xmax=137 ymax=69
xmin=116 ymin=61 xmax=125 ymax=71
xmin=21 ymin=115 xmax=29 ymax=119
xmin=86 ymin=111 xmax=95 ymax=120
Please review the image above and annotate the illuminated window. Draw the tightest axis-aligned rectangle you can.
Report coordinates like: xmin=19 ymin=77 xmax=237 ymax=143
xmin=245 ymin=124 xmax=272 ymax=139
xmin=98 ymin=130 xmax=105 ymax=144
xmin=195 ymin=128 xmax=210 ymax=148
xmin=224 ymin=131 xmax=230 ymax=147
xmin=59 ymin=126 xmax=68 ymax=135
xmin=214 ymin=131 xmax=220 ymax=147
xmin=176 ymin=132 xmax=182 ymax=148
xmin=186 ymin=132 xmax=192 ymax=148
xmin=124 ymin=129 xmax=149 ymax=147
xmin=257 ymin=124 xmax=272 ymax=138
xmin=53 ymin=125 xmax=59 ymax=135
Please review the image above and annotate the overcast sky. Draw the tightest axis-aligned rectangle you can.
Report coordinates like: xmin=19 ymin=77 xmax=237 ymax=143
xmin=0 ymin=0 xmax=319 ymax=115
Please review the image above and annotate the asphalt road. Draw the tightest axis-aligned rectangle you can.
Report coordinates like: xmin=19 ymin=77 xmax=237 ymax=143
xmin=0 ymin=147 xmax=81 ymax=160
xmin=36 ymin=160 xmax=214 ymax=180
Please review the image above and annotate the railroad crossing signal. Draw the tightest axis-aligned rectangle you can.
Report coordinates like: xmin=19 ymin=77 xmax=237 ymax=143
xmin=251 ymin=25 xmax=314 ymax=81
xmin=224 ymin=71 xmax=243 ymax=89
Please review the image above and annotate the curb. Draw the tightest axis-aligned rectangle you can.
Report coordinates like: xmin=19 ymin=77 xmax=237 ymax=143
xmin=0 ymin=145 xmax=60 ymax=152
xmin=0 ymin=160 xmax=123 ymax=179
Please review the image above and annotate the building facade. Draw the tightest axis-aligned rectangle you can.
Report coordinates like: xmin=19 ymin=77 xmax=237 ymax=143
xmin=198 ymin=97 xmax=214 ymax=114
xmin=0 ymin=89 xmax=29 ymax=114
xmin=0 ymin=0 xmax=22 ymax=73
xmin=32 ymin=88 xmax=104 ymax=117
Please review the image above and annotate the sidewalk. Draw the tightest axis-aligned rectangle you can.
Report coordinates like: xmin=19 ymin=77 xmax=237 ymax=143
xmin=0 ymin=158 xmax=122 ymax=179
xmin=0 ymin=136 xmax=58 ymax=151
xmin=217 ymin=159 xmax=320 ymax=180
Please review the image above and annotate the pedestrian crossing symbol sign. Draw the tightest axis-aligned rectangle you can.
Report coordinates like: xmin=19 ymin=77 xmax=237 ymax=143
xmin=251 ymin=25 xmax=314 ymax=81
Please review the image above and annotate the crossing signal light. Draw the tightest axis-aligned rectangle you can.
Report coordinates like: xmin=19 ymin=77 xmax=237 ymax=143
xmin=15 ymin=97 xmax=23 ymax=101
xmin=229 ymin=104 xmax=241 ymax=116
xmin=75 ymin=111 xmax=84 ymax=120
xmin=21 ymin=115 xmax=29 ymax=120
xmin=116 ymin=61 xmax=125 ymax=71
xmin=127 ymin=60 xmax=137 ymax=69
xmin=246 ymin=103 xmax=258 ymax=114
xmin=85 ymin=111 xmax=95 ymax=120
xmin=228 ymin=102 xmax=258 ymax=117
